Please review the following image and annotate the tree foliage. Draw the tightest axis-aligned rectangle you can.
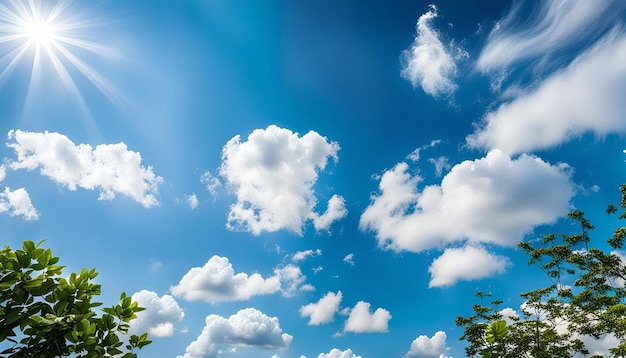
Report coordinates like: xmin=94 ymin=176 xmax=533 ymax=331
xmin=456 ymin=184 xmax=626 ymax=357
xmin=0 ymin=239 xmax=151 ymax=357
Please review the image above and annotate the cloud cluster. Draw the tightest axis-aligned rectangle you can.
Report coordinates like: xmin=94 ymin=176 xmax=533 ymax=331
xmin=361 ymin=149 xmax=574 ymax=252
xmin=178 ymin=308 xmax=292 ymax=358
xmin=360 ymin=149 xmax=574 ymax=285
xmin=317 ymin=348 xmax=362 ymax=358
xmin=405 ymin=331 xmax=451 ymax=358
xmin=477 ymin=0 xmax=625 ymax=72
xmin=130 ymin=290 xmax=184 ymax=338
xmin=469 ymin=32 xmax=626 ymax=155
xmin=7 ymin=130 xmax=162 ymax=208
xmin=300 ymin=291 xmax=342 ymax=325
xmin=343 ymin=301 xmax=391 ymax=333
xmin=220 ymin=125 xmax=346 ymax=235
xmin=170 ymin=256 xmax=308 ymax=303
xmin=400 ymin=5 xmax=460 ymax=98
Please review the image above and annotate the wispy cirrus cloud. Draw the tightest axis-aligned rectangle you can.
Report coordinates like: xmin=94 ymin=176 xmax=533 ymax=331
xmin=469 ymin=32 xmax=626 ymax=155
xmin=220 ymin=125 xmax=346 ymax=235
xmin=477 ymin=0 xmax=625 ymax=73
xmin=7 ymin=130 xmax=162 ymax=208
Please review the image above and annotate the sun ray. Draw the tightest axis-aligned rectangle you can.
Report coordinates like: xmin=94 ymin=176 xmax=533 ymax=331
xmin=0 ymin=0 xmax=123 ymax=123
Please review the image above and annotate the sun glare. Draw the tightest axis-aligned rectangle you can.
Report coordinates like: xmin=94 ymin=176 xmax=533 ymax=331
xmin=25 ymin=19 xmax=54 ymax=44
xmin=0 ymin=0 xmax=121 ymax=113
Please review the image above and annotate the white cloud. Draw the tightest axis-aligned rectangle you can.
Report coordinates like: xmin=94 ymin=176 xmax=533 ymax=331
xmin=405 ymin=331 xmax=451 ymax=358
xmin=427 ymin=156 xmax=450 ymax=177
xmin=477 ymin=0 xmax=625 ymax=72
xmin=178 ymin=308 xmax=292 ymax=358
xmin=343 ymin=301 xmax=391 ymax=333
xmin=219 ymin=125 xmax=346 ymax=235
xmin=292 ymin=249 xmax=322 ymax=262
xmin=499 ymin=307 xmax=519 ymax=325
xmin=201 ymin=170 xmax=221 ymax=197
xmin=0 ymin=165 xmax=5 ymax=182
xmin=7 ymin=130 xmax=162 ymax=208
xmin=311 ymin=195 xmax=348 ymax=232
xmin=400 ymin=5 xmax=461 ymax=98
xmin=469 ymin=32 xmax=626 ymax=155
xmin=407 ymin=140 xmax=442 ymax=163
xmin=300 ymin=291 xmax=342 ymax=325
xmin=343 ymin=253 xmax=354 ymax=266
xmin=274 ymin=265 xmax=310 ymax=297
xmin=187 ymin=193 xmax=199 ymax=209
xmin=130 ymin=290 xmax=185 ymax=338
xmin=317 ymin=348 xmax=362 ymax=358
xmin=360 ymin=149 xmax=574 ymax=253
xmin=171 ymin=256 xmax=308 ymax=303
xmin=0 ymin=187 xmax=38 ymax=220
xmin=428 ymin=245 xmax=510 ymax=287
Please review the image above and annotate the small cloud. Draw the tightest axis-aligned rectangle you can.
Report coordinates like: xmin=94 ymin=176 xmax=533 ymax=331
xmin=130 ymin=290 xmax=184 ymax=338
xmin=312 ymin=266 xmax=323 ymax=274
xmin=428 ymin=245 xmax=510 ymax=288
xmin=178 ymin=308 xmax=292 ymax=358
xmin=405 ymin=331 xmax=452 ymax=358
xmin=400 ymin=5 xmax=461 ymax=99
xmin=590 ymin=185 xmax=600 ymax=193
xmin=201 ymin=170 xmax=221 ymax=197
xmin=318 ymin=348 xmax=362 ymax=358
xmin=343 ymin=253 xmax=355 ymax=266
xmin=406 ymin=139 xmax=442 ymax=162
xmin=0 ymin=165 xmax=5 ymax=182
xmin=300 ymin=291 xmax=342 ymax=325
xmin=0 ymin=187 xmax=38 ymax=220
xmin=149 ymin=259 xmax=163 ymax=272
xmin=292 ymin=249 xmax=322 ymax=262
xmin=427 ymin=156 xmax=451 ymax=177
xmin=343 ymin=301 xmax=391 ymax=333
xmin=186 ymin=193 xmax=199 ymax=209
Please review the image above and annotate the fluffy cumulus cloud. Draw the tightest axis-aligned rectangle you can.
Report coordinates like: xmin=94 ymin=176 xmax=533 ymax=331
xmin=360 ymin=149 xmax=574 ymax=253
xmin=400 ymin=5 xmax=461 ymax=98
xmin=219 ymin=125 xmax=346 ymax=235
xmin=317 ymin=348 xmax=362 ymax=358
xmin=477 ymin=0 xmax=625 ymax=72
xmin=171 ymin=256 xmax=308 ymax=303
xmin=178 ymin=308 xmax=292 ymax=358
xmin=7 ymin=130 xmax=162 ymax=207
xmin=0 ymin=187 xmax=38 ymax=220
xmin=428 ymin=245 xmax=510 ymax=287
xmin=130 ymin=290 xmax=184 ymax=338
xmin=343 ymin=301 xmax=391 ymax=333
xmin=300 ymin=291 xmax=342 ymax=325
xmin=469 ymin=32 xmax=626 ymax=155
xmin=405 ymin=331 xmax=451 ymax=358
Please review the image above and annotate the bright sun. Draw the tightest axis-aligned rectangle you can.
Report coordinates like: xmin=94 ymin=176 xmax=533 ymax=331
xmin=25 ymin=20 xmax=55 ymax=44
xmin=0 ymin=0 xmax=120 ymax=112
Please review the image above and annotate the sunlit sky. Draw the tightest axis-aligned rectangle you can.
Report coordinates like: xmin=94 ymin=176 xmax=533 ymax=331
xmin=1 ymin=1 xmax=626 ymax=357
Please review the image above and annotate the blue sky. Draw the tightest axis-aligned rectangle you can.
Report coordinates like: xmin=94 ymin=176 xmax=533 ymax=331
xmin=1 ymin=0 xmax=626 ymax=357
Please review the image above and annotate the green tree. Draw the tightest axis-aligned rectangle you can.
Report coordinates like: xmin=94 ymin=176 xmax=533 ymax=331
xmin=457 ymin=184 xmax=626 ymax=357
xmin=0 ymin=240 xmax=151 ymax=357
